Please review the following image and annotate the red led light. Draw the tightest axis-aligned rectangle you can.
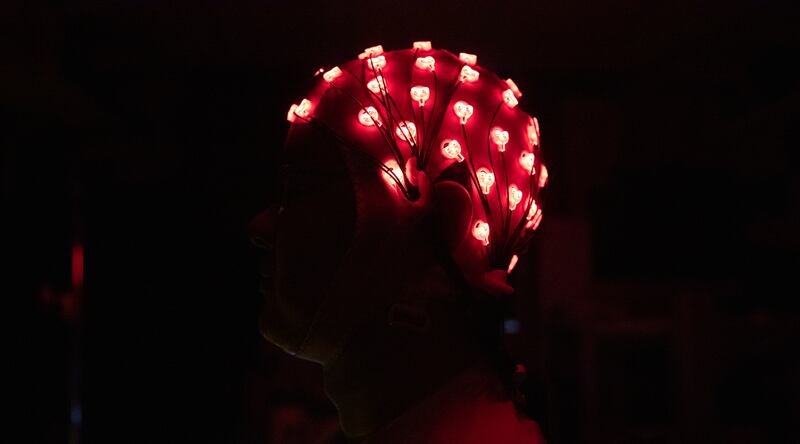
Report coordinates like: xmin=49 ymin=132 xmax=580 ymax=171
xmin=507 ymin=254 xmax=519 ymax=273
xmin=358 ymin=45 xmax=384 ymax=60
xmin=527 ymin=116 xmax=540 ymax=148
xmin=358 ymin=107 xmax=382 ymax=126
xmin=491 ymin=127 xmax=509 ymax=152
xmin=382 ymin=159 xmax=405 ymax=188
xmin=519 ymin=151 xmax=535 ymax=173
xmin=412 ymin=41 xmax=432 ymax=50
xmin=367 ymin=76 xmax=387 ymax=95
xmin=395 ymin=121 xmax=417 ymax=144
xmin=323 ymin=66 xmax=342 ymax=83
xmin=459 ymin=65 xmax=480 ymax=83
xmin=286 ymin=104 xmax=298 ymax=122
xmin=476 ymin=168 xmax=495 ymax=195
xmin=459 ymin=52 xmax=477 ymax=66
xmin=539 ymin=164 xmax=548 ymax=188
xmin=526 ymin=200 xmax=538 ymax=220
xmin=297 ymin=99 xmax=312 ymax=116
xmin=367 ymin=55 xmax=386 ymax=70
xmin=502 ymin=89 xmax=518 ymax=108
xmin=526 ymin=207 xmax=543 ymax=230
xmin=410 ymin=86 xmax=430 ymax=106
xmin=453 ymin=101 xmax=474 ymax=124
xmin=525 ymin=199 xmax=543 ymax=230
xmin=441 ymin=139 xmax=465 ymax=162
xmin=415 ymin=56 xmax=436 ymax=71
xmin=508 ymin=184 xmax=523 ymax=211
xmin=505 ymin=78 xmax=522 ymax=98
xmin=286 ymin=99 xmax=312 ymax=123
xmin=472 ymin=220 xmax=491 ymax=246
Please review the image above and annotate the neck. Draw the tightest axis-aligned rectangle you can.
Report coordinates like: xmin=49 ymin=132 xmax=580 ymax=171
xmin=322 ymin=300 xmax=491 ymax=438
xmin=362 ymin=358 xmax=543 ymax=444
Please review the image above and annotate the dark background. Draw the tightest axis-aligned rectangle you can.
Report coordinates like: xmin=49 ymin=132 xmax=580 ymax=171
xmin=8 ymin=0 xmax=799 ymax=443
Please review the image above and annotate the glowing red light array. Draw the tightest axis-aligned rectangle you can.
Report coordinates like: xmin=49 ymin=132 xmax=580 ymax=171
xmin=285 ymin=42 xmax=548 ymax=281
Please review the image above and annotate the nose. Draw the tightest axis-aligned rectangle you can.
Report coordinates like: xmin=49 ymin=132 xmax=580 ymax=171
xmin=248 ymin=204 xmax=280 ymax=249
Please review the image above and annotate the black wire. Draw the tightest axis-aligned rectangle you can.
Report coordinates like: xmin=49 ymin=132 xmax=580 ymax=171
xmin=329 ymin=82 xmax=403 ymax=167
xmin=460 ymin=123 xmax=495 ymax=258
xmin=485 ymin=101 xmax=506 ymax=242
xmin=298 ymin=114 xmax=410 ymax=197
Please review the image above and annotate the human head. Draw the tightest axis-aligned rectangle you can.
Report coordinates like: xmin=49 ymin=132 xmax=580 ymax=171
xmin=250 ymin=42 xmax=548 ymax=368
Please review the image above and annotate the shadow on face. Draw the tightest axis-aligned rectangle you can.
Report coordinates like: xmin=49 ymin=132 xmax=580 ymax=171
xmin=250 ymin=126 xmax=357 ymax=357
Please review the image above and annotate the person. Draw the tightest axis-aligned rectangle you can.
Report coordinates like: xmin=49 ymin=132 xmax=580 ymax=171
xmin=249 ymin=43 xmax=547 ymax=443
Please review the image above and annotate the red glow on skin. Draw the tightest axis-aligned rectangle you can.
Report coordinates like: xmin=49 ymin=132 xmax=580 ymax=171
xmin=72 ymin=243 xmax=84 ymax=289
xmin=412 ymin=41 xmax=432 ymax=50
xmin=472 ymin=220 xmax=491 ymax=246
xmin=459 ymin=65 xmax=480 ymax=83
xmin=508 ymin=185 xmax=523 ymax=211
xmin=453 ymin=101 xmax=474 ymax=124
xmin=519 ymin=152 xmax=536 ymax=173
xmin=459 ymin=52 xmax=477 ymax=66
xmin=415 ymin=56 xmax=436 ymax=71
xmin=440 ymin=139 xmax=465 ymax=162
xmin=476 ymin=168 xmax=495 ymax=195
xmin=491 ymin=127 xmax=509 ymax=152
xmin=410 ymin=86 xmax=430 ymax=106
xmin=502 ymin=89 xmax=518 ymax=108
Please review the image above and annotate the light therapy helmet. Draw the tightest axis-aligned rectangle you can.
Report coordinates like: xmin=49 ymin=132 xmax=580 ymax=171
xmin=284 ymin=41 xmax=548 ymax=298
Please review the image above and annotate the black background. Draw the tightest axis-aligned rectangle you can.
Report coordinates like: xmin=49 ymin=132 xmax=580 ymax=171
xmin=9 ymin=0 xmax=799 ymax=443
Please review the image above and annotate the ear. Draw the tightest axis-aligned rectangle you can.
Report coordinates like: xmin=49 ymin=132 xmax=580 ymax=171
xmin=433 ymin=180 xmax=473 ymax=252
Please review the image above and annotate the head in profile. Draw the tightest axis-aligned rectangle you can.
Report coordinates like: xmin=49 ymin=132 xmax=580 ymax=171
xmin=249 ymin=42 xmax=548 ymax=443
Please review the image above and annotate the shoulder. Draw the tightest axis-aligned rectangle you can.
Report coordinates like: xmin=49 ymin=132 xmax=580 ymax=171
xmin=364 ymin=359 xmax=547 ymax=443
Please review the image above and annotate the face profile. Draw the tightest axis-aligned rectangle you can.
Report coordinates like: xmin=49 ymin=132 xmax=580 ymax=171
xmin=251 ymin=132 xmax=357 ymax=358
